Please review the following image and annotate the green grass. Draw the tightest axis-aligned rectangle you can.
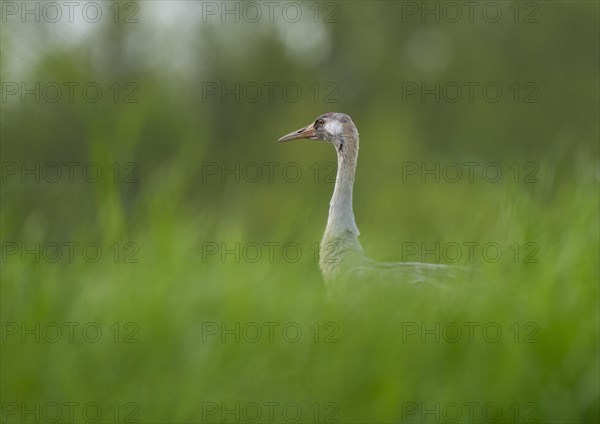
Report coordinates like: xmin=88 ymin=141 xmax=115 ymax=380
xmin=2 ymin=149 xmax=598 ymax=423
xmin=1 ymin=2 xmax=598 ymax=422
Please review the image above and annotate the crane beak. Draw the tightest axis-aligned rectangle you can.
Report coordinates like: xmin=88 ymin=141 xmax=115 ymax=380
xmin=277 ymin=123 xmax=317 ymax=142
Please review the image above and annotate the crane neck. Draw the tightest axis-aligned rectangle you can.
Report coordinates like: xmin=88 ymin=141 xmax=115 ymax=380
xmin=324 ymin=134 xmax=360 ymax=241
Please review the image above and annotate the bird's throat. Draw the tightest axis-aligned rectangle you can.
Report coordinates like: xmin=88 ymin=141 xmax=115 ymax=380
xmin=324 ymin=150 xmax=359 ymax=239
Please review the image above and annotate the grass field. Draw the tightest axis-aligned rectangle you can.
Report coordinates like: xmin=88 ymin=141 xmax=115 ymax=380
xmin=1 ymin=1 xmax=598 ymax=422
xmin=2 ymin=145 xmax=598 ymax=423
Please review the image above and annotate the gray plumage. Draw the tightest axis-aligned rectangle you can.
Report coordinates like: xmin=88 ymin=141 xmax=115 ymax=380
xmin=278 ymin=112 xmax=467 ymax=295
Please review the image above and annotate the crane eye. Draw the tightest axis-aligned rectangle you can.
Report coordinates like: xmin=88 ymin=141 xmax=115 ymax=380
xmin=316 ymin=119 xmax=325 ymax=126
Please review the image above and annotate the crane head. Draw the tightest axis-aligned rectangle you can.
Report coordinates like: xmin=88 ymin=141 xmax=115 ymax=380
xmin=277 ymin=112 xmax=358 ymax=153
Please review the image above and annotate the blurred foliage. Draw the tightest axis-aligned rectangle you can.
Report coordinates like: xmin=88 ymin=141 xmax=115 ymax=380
xmin=1 ymin=1 xmax=598 ymax=423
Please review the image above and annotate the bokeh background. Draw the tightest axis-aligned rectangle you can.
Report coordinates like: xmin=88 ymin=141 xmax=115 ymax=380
xmin=1 ymin=1 xmax=598 ymax=423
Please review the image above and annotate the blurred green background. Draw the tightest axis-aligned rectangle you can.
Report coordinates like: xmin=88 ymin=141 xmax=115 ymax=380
xmin=1 ymin=1 xmax=598 ymax=423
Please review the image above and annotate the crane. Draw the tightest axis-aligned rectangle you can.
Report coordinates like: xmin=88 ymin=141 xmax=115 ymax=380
xmin=278 ymin=113 xmax=465 ymax=294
